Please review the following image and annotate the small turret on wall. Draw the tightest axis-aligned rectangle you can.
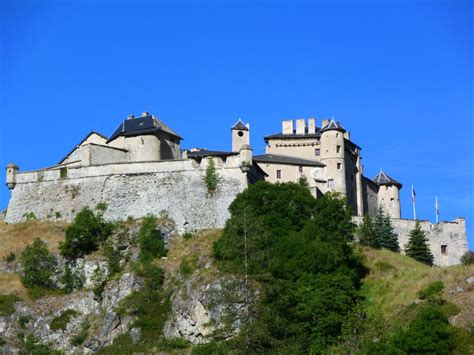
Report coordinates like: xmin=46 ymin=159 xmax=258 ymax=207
xmin=373 ymin=170 xmax=402 ymax=218
xmin=320 ymin=119 xmax=347 ymax=195
xmin=239 ymin=144 xmax=253 ymax=172
xmin=6 ymin=163 xmax=19 ymax=190
xmin=231 ymin=119 xmax=250 ymax=152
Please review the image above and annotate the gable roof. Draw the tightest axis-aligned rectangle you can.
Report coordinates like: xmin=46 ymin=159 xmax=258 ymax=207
xmin=253 ymin=154 xmax=325 ymax=167
xmin=231 ymin=119 xmax=249 ymax=131
xmin=264 ymin=127 xmax=321 ymax=141
xmin=186 ymin=149 xmax=239 ymax=158
xmin=372 ymin=170 xmax=402 ymax=188
xmin=106 ymin=114 xmax=182 ymax=143
xmin=321 ymin=119 xmax=346 ymax=133
xmin=58 ymin=131 xmax=107 ymax=164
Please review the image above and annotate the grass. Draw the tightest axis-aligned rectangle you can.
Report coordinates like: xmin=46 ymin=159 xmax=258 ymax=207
xmin=50 ymin=309 xmax=79 ymax=331
xmin=0 ymin=272 xmax=28 ymax=299
xmin=0 ymin=294 xmax=21 ymax=316
xmin=360 ymin=246 xmax=474 ymax=329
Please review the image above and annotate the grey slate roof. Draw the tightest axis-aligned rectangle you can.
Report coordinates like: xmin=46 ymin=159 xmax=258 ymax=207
xmin=321 ymin=119 xmax=346 ymax=132
xmin=264 ymin=127 xmax=321 ymax=141
xmin=186 ymin=149 xmax=239 ymax=158
xmin=231 ymin=119 xmax=249 ymax=131
xmin=372 ymin=170 xmax=402 ymax=188
xmin=106 ymin=115 xmax=182 ymax=143
xmin=253 ymin=154 xmax=325 ymax=167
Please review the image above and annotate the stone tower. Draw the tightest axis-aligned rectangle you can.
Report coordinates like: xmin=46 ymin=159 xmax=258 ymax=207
xmin=320 ymin=119 xmax=347 ymax=195
xmin=231 ymin=119 xmax=250 ymax=152
xmin=373 ymin=170 xmax=402 ymax=218
xmin=5 ymin=163 xmax=19 ymax=190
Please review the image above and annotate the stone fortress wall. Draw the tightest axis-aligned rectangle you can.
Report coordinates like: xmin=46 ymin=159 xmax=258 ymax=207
xmin=353 ymin=216 xmax=469 ymax=267
xmin=5 ymin=157 xmax=248 ymax=232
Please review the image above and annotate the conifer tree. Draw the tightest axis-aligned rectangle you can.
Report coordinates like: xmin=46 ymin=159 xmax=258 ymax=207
xmin=405 ymin=222 xmax=434 ymax=266
xmin=373 ymin=207 xmax=400 ymax=252
xmin=357 ymin=215 xmax=376 ymax=247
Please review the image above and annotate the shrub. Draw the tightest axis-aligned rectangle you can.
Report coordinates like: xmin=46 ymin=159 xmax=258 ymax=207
xmin=20 ymin=238 xmax=57 ymax=289
xmin=182 ymin=231 xmax=193 ymax=240
xmin=18 ymin=315 xmax=31 ymax=330
xmin=138 ymin=215 xmax=166 ymax=263
xmin=60 ymin=207 xmax=113 ymax=260
xmin=61 ymin=262 xmax=84 ymax=293
xmin=179 ymin=256 xmax=198 ymax=277
xmin=0 ymin=294 xmax=20 ymax=316
xmin=70 ymin=319 xmax=90 ymax=346
xmin=23 ymin=334 xmax=59 ymax=355
xmin=461 ymin=251 xmax=474 ymax=265
xmin=104 ymin=242 xmax=122 ymax=277
xmin=417 ymin=281 xmax=444 ymax=301
xmin=22 ymin=212 xmax=38 ymax=221
xmin=3 ymin=251 xmax=15 ymax=263
xmin=204 ymin=158 xmax=219 ymax=192
xmin=50 ymin=309 xmax=79 ymax=331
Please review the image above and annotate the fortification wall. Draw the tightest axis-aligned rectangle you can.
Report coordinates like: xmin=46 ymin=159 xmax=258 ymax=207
xmin=5 ymin=158 xmax=248 ymax=232
xmin=353 ymin=216 xmax=469 ymax=266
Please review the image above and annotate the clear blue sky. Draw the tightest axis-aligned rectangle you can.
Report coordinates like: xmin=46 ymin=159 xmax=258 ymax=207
xmin=1 ymin=0 xmax=472 ymax=248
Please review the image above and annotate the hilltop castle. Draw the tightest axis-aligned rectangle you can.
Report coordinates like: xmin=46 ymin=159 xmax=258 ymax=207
xmin=4 ymin=112 xmax=468 ymax=266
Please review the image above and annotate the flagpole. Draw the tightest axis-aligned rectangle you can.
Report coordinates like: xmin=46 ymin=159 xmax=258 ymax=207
xmin=412 ymin=185 xmax=417 ymax=220
xmin=435 ymin=196 xmax=439 ymax=224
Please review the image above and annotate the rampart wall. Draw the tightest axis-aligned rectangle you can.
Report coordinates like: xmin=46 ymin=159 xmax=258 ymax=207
xmin=5 ymin=158 xmax=248 ymax=232
xmin=353 ymin=216 xmax=469 ymax=266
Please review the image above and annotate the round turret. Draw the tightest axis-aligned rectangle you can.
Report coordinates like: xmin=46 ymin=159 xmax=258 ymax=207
xmin=320 ymin=119 xmax=346 ymax=195
xmin=373 ymin=170 xmax=402 ymax=218
xmin=6 ymin=163 xmax=19 ymax=190
xmin=239 ymin=144 xmax=253 ymax=171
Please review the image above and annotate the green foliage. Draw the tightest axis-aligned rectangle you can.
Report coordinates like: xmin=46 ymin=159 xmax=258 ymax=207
xmin=192 ymin=340 xmax=232 ymax=354
xmin=23 ymin=334 xmax=60 ymax=355
xmin=61 ymin=262 xmax=84 ymax=293
xmin=417 ymin=281 xmax=444 ymax=301
xmin=50 ymin=309 xmax=78 ymax=331
xmin=182 ymin=231 xmax=194 ymax=240
xmin=392 ymin=305 xmax=456 ymax=354
xmin=204 ymin=158 xmax=219 ymax=192
xmin=357 ymin=215 xmax=376 ymax=246
xmin=213 ymin=182 xmax=363 ymax=353
xmin=116 ymin=262 xmax=170 ymax=349
xmin=22 ymin=212 xmax=38 ymax=221
xmin=20 ymin=238 xmax=57 ymax=289
xmin=104 ymin=242 xmax=122 ymax=277
xmin=461 ymin=250 xmax=474 ymax=265
xmin=3 ymin=251 xmax=15 ymax=263
xmin=96 ymin=202 xmax=108 ymax=213
xmin=405 ymin=221 xmax=434 ymax=266
xmin=60 ymin=207 xmax=113 ymax=260
xmin=0 ymin=295 xmax=21 ymax=317
xmin=91 ymin=267 xmax=108 ymax=302
xmin=373 ymin=207 xmax=400 ymax=252
xmin=18 ymin=315 xmax=31 ymax=330
xmin=70 ymin=318 xmax=90 ymax=346
xmin=297 ymin=175 xmax=309 ymax=187
xmin=179 ymin=255 xmax=198 ymax=277
xmin=138 ymin=215 xmax=166 ymax=263
xmin=155 ymin=337 xmax=190 ymax=350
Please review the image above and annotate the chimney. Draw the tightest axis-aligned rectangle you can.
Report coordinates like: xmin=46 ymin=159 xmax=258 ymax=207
xmin=308 ymin=118 xmax=316 ymax=134
xmin=142 ymin=111 xmax=150 ymax=117
xmin=127 ymin=114 xmax=135 ymax=120
xmin=282 ymin=120 xmax=294 ymax=134
xmin=322 ymin=119 xmax=330 ymax=128
xmin=295 ymin=119 xmax=306 ymax=135
xmin=344 ymin=131 xmax=350 ymax=140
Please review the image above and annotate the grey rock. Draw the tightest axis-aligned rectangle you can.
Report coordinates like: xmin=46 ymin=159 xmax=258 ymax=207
xmin=130 ymin=327 xmax=141 ymax=344
xmin=466 ymin=276 xmax=474 ymax=284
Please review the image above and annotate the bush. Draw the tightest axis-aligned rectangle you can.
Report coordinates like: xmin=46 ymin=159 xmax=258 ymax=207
xmin=204 ymin=158 xmax=219 ymax=192
xmin=23 ymin=334 xmax=59 ymax=355
xmin=70 ymin=319 xmax=90 ymax=346
xmin=3 ymin=251 xmax=15 ymax=263
xmin=417 ymin=281 xmax=444 ymax=301
xmin=0 ymin=294 xmax=20 ymax=316
xmin=61 ymin=262 xmax=84 ymax=293
xmin=138 ymin=216 xmax=166 ymax=263
xmin=60 ymin=207 xmax=113 ymax=260
xmin=104 ymin=242 xmax=122 ymax=277
xmin=50 ymin=309 xmax=79 ymax=331
xmin=461 ymin=251 xmax=474 ymax=265
xmin=20 ymin=238 xmax=57 ymax=289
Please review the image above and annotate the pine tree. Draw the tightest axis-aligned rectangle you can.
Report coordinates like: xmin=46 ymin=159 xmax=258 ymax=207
xmin=373 ymin=207 xmax=400 ymax=252
xmin=357 ymin=215 xmax=376 ymax=247
xmin=405 ymin=222 xmax=434 ymax=266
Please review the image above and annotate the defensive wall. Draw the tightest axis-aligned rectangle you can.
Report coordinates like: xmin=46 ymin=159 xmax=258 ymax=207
xmin=353 ymin=216 xmax=469 ymax=267
xmin=5 ymin=157 xmax=248 ymax=232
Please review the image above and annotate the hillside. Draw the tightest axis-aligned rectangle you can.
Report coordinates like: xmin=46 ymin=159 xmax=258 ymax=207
xmin=0 ymin=218 xmax=472 ymax=353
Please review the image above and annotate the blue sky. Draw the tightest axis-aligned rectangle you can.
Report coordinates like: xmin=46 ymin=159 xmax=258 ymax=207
xmin=1 ymin=0 xmax=472 ymax=248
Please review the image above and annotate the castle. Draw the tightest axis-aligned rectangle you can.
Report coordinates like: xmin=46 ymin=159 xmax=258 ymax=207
xmin=4 ymin=112 xmax=468 ymax=266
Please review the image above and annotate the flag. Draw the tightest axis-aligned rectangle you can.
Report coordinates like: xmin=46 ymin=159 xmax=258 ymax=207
xmin=412 ymin=186 xmax=416 ymax=203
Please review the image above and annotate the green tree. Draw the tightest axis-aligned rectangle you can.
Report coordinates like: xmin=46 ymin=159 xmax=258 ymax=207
xmin=373 ymin=207 xmax=399 ymax=252
xmin=357 ymin=215 xmax=376 ymax=247
xmin=138 ymin=215 xmax=166 ymax=263
xmin=60 ymin=207 xmax=113 ymax=260
xmin=21 ymin=238 xmax=57 ymax=289
xmin=204 ymin=158 xmax=219 ymax=192
xmin=405 ymin=222 xmax=434 ymax=266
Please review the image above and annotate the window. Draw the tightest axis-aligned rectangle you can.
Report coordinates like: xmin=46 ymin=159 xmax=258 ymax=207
xmin=441 ymin=245 xmax=447 ymax=255
xmin=315 ymin=148 xmax=320 ymax=156
xmin=337 ymin=163 xmax=341 ymax=170
xmin=299 ymin=166 xmax=303 ymax=173
xmin=237 ymin=131 xmax=244 ymax=137
xmin=336 ymin=145 xmax=341 ymax=153
xmin=328 ymin=179 xmax=335 ymax=189
xmin=277 ymin=170 xmax=281 ymax=179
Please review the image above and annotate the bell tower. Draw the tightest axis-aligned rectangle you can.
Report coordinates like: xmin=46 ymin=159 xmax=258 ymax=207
xmin=231 ymin=118 xmax=250 ymax=152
